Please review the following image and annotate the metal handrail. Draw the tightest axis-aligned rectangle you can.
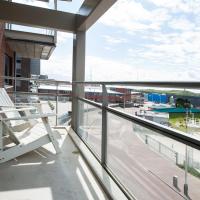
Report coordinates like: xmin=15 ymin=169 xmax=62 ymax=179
xmin=73 ymin=80 xmax=200 ymax=153
xmin=8 ymin=91 xmax=70 ymax=97
xmin=4 ymin=23 xmax=55 ymax=36
xmin=1 ymin=76 xmax=70 ymax=85
xmin=78 ymin=97 xmax=200 ymax=151
xmin=0 ymin=76 xmax=72 ymax=126
xmin=73 ymin=81 xmax=200 ymax=89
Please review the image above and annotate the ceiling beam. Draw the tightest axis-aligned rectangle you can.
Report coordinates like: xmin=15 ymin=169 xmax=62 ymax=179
xmin=76 ymin=0 xmax=117 ymax=31
xmin=0 ymin=1 xmax=76 ymax=33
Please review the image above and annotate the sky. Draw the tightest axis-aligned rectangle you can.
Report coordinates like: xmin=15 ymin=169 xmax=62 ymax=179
xmin=12 ymin=0 xmax=200 ymax=81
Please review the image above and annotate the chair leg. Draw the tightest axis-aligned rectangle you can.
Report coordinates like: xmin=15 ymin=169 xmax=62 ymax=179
xmin=0 ymin=135 xmax=51 ymax=163
xmin=41 ymin=117 xmax=60 ymax=154
xmin=3 ymin=121 xmax=20 ymax=145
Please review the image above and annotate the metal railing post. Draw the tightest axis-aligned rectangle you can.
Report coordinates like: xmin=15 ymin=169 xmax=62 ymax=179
xmin=175 ymin=152 xmax=178 ymax=165
xmin=56 ymin=82 xmax=59 ymax=126
xmin=101 ymin=84 xmax=108 ymax=165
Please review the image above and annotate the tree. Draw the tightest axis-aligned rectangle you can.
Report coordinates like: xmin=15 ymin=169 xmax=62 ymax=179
xmin=175 ymin=98 xmax=191 ymax=108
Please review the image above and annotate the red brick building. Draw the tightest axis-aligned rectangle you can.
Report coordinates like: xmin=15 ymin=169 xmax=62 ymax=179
xmin=0 ymin=23 xmax=15 ymax=89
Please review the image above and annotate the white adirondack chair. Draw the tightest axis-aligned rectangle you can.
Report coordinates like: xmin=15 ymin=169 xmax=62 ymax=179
xmin=0 ymin=88 xmax=38 ymax=132
xmin=0 ymin=88 xmax=60 ymax=163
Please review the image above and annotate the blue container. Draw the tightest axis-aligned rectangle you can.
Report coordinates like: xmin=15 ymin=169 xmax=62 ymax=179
xmin=148 ymin=93 xmax=167 ymax=103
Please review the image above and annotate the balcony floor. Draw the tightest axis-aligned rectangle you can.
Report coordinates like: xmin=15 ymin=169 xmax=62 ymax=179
xmin=0 ymin=129 xmax=108 ymax=200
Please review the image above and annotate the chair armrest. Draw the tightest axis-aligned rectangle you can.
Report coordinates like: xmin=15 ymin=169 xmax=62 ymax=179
xmin=14 ymin=102 xmax=47 ymax=106
xmin=0 ymin=107 xmax=35 ymax=114
xmin=0 ymin=113 xmax=56 ymax=121
xmin=0 ymin=105 xmax=35 ymax=108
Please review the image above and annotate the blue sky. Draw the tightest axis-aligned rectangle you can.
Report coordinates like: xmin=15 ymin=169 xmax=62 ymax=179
xmin=14 ymin=0 xmax=200 ymax=81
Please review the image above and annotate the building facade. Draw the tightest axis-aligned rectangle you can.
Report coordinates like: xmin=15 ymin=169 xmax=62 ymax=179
xmin=0 ymin=22 xmax=15 ymax=89
xmin=0 ymin=22 xmax=47 ymax=92
xmin=16 ymin=56 xmax=40 ymax=91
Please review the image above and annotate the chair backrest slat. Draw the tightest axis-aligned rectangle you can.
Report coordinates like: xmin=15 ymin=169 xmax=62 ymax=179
xmin=0 ymin=88 xmax=22 ymax=126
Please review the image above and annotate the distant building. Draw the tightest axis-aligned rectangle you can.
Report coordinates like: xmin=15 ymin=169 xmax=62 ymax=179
xmin=109 ymin=86 xmax=132 ymax=102
xmin=38 ymin=84 xmax=124 ymax=103
xmin=16 ymin=56 xmax=40 ymax=91
xmin=39 ymin=74 xmax=48 ymax=80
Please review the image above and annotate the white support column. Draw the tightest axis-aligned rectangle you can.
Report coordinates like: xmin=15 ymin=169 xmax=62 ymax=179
xmin=71 ymin=31 xmax=86 ymax=132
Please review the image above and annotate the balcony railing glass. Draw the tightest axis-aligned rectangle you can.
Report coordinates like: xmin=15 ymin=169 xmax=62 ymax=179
xmin=5 ymin=23 xmax=55 ymax=37
xmin=77 ymin=100 xmax=102 ymax=158
xmin=74 ymin=81 xmax=200 ymax=200
xmin=107 ymin=112 xmax=200 ymax=200
xmin=0 ymin=76 xmax=71 ymax=127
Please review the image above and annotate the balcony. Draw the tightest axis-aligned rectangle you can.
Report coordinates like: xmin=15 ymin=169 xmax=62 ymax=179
xmin=4 ymin=25 xmax=56 ymax=59
xmin=0 ymin=76 xmax=127 ymax=200
xmin=1 ymin=1 xmax=200 ymax=200
xmin=1 ymin=77 xmax=200 ymax=200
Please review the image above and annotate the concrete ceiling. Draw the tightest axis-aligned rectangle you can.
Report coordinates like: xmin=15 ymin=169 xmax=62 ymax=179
xmin=5 ymin=30 xmax=55 ymax=59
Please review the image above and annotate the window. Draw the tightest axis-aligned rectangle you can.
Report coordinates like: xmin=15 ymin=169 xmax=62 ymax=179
xmin=4 ymin=54 xmax=12 ymax=85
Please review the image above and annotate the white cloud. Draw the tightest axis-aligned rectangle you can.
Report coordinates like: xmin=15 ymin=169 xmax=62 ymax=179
xmin=85 ymin=55 xmax=195 ymax=81
xmin=97 ymin=0 xmax=200 ymax=80
xmin=99 ymin=0 xmax=170 ymax=32
xmin=149 ymin=0 xmax=200 ymax=14
xmin=149 ymin=0 xmax=191 ymax=13
xmin=102 ymin=35 xmax=127 ymax=44
xmin=168 ymin=17 xmax=195 ymax=31
xmin=41 ymin=54 xmax=72 ymax=81
xmin=57 ymin=32 xmax=72 ymax=44
xmin=142 ymin=29 xmax=200 ymax=65
xmin=86 ymin=56 xmax=136 ymax=81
